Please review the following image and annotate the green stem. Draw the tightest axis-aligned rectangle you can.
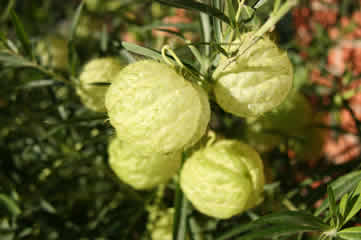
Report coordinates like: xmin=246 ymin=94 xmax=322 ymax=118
xmin=222 ymin=0 xmax=298 ymax=70
xmin=173 ymin=153 xmax=189 ymax=240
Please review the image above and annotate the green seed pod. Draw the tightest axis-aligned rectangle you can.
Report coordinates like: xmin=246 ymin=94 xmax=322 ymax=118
xmin=213 ymin=32 xmax=293 ymax=118
xmin=180 ymin=140 xmax=265 ymax=219
xmin=105 ymin=60 xmax=210 ymax=154
xmin=85 ymin=0 xmax=122 ymax=12
xmin=245 ymin=92 xmax=313 ymax=152
xmin=76 ymin=15 xmax=104 ymax=39
xmin=289 ymin=113 xmax=326 ymax=161
xmin=36 ymin=35 xmax=68 ymax=70
xmin=77 ymin=57 xmax=125 ymax=112
xmin=108 ymin=137 xmax=181 ymax=190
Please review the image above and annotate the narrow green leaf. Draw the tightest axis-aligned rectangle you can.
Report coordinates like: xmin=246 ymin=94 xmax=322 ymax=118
xmin=214 ymin=44 xmax=229 ymax=57
xmin=155 ymin=0 xmax=230 ymax=25
xmin=253 ymin=0 xmax=269 ymax=9
xmin=100 ymin=24 xmax=108 ymax=52
xmin=236 ymin=225 xmax=322 ymax=240
xmin=121 ymin=41 xmax=162 ymax=60
xmin=339 ymin=193 xmax=349 ymax=219
xmin=0 ymin=52 xmax=33 ymax=67
xmin=188 ymin=216 xmax=203 ymax=240
xmin=120 ymin=49 xmax=136 ymax=63
xmin=226 ymin=0 xmax=237 ymax=27
xmin=69 ymin=1 xmax=85 ymax=41
xmin=10 ymin=10 xmax=32 ymax=58
xmin=0 ymin=0 xmax=16 ymax=21
xmin=0 ymin=194 xmax=21 ymax=217
xmin=315 ymin=171 xmax=361 ymax=216
xmin=200 ymin=7 xmax=211 ymax=56
xmin=211 ymin=0 xmax=223 ymax=42
xmin=217 ymin=211 xmax=329 ymax=240
xmin=68 ymin=1 xmax=84 ymax=77
xmin=153 ymin=28 xmax=186 ymax=40
xmin=343 ymin=181 xmax=361 ymax=224
xmin=20 ymin=79 xmax=60 ymax=89
xmin=327 ymin=185 xmax=339 ymax=228
xmin=338 ymin=226 xmax=361 ymax=240
xmin=0 ymin=31 xmax=7 ymax=45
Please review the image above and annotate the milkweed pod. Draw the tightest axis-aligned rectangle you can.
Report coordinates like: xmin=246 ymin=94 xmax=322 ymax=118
xmin=213 ymin=32 xmax=293 ymax=118
xmin=36 ymin=35 xmax=68 ymax=70
xmin=245 ymin=92 xmax=313 ymax=152
xmin=105 ymin=60 xmax=210 ymax=154
xmin=289 ymin=112 xmax=326 ymax=161
xmin=180 ymin=140 xmax=265 ymax=219
xmin=85 ymin=0 xmax=123 ymax=12
xmin=77 ymin=57 xmax=126 ymax=112
xmin=108 ymin=138 xmax=181 ymax=190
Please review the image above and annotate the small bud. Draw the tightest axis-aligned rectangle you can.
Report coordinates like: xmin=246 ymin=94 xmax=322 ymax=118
xmin=105 ymin=60 xmax=210 ymax=154
xmin=213 ymin=32 xmax=293 ymax=118
xmin=180 ymin=140 xmax=265 ymax=219
xmin=77 ymin=57 xmax=125 ymax=112
xmin=108 ymin=138 xmax=181 ymax=190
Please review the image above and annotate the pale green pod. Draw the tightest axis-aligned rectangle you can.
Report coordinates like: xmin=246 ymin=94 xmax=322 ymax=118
xmin=180 ymin=140 xmax=265 ymax=219
xmin=77 ymin=57 xmax=125 ymax=112
xmin=213 ymin=32 xmax=293 ymax=118
xmin=76 ymin=15 xmax=104 ymax=39
xmin=36 ymin=35 xmax=68 ymax=70
xmin=245 ymin=92 xmax=313 ymax=152
xmin=108 ymin=138 xmax=181 ymax=190
xmin=289 ymin=112 xmax=326 ymax=161
xmin=85 ymin=0 xmax=123 ymax=12
xmin=105 ymin=60 xmax=210 ymax=154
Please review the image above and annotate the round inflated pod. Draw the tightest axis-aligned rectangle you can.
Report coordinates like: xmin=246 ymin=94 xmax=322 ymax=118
xmin=108 ymin=137 xmax=182 ymax=190
xmin=213 ymin=32 xmax=293 ymax=118
xmin=36 ymin=35 xmax=68 ymax=70
xmin=105 ymin=60 xmax=210 ymax=154
xmin=180 ymin=140 xmax=265 ymax=219
xmin=77 ymin=57 xmax=126 ymax=112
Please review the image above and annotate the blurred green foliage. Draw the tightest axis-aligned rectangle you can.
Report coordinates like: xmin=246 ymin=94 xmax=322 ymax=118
xmin=0 ymin=0 xmax=361 ymax=240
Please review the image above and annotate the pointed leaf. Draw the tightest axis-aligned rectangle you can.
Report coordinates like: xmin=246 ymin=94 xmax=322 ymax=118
xmin=69 ymin=1 xmax=85 ymax=41
xmin=211 ymin=0 xmax=223 ymax=42
xmin=68 ymin=1 xmax=84 ymax=77
xmin=253 ymin=0 xmax=270 ymax=9
xmin=20 ymin=79 xmax=60 ymax=89
xmin=327 ymin=185 xmax=339 ymax=227
xmin=339 ymin=193 xmax=349 ymax=219
xmin=343 ymin=181 xmax=361 ymax=224
xmin=0 ymin=194 xmax=21 ymax=217
xmin=154 ymin=0 xmax=230 ymax=24
xmin=10 ymin=10 xmax=32 ymax=58
xmin=315 ymin=171 xmax=361 ymax=216
xmin=338 ymin=226 xmax=361 ymax=240
xmin=217 ymin=211 xmax=329 ymax=240
xmin=121 ymin=41 xmax=162 ymax=60
xmin=0 ymin=52 xmax=33 ymax=67
xmin=236 ymin=224 xmax=323 ymax=240
xmin=153 ymin=28 xmax=186 ymax=39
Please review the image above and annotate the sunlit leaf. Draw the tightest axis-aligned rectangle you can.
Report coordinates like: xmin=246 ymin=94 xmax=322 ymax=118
xmin=338 ymin=226 xmax=361 ymax=240
xmin=155 ymin=0 xmax=230 ymax=24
